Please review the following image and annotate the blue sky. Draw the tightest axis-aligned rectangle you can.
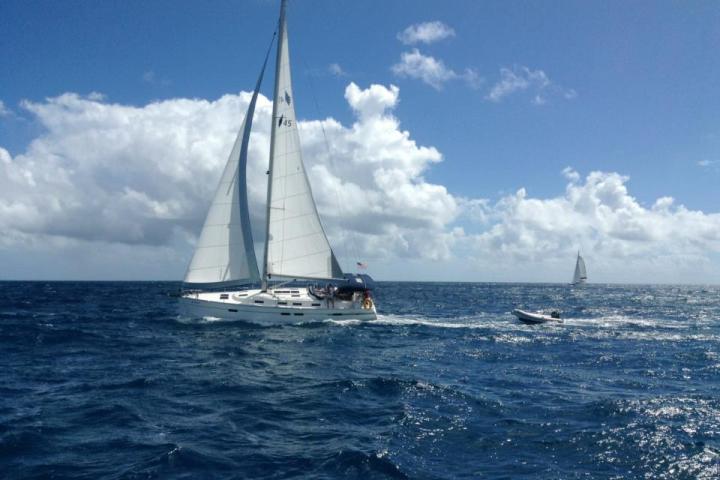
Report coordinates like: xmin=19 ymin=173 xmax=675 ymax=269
xmin=1 ymin=0 xmax=719 ymax=282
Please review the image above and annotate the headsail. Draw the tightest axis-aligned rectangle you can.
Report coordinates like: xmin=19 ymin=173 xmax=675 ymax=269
xmin=572 ymin=252 xmax=587 ymax=285
xmin=184 ymin=48 xmax=272 ymax=286
xmin=262 ymin=0 xmax=343 ymax=282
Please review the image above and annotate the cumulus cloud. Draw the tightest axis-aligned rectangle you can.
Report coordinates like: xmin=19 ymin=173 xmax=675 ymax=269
xmin=486 ymin=65 xmax=575 ymax=104
xmin=300 ymin=82 xmax=459 ymax=260
xmin=0 ymin=84 xmax=459 ymax=275
xmin=397 ymin=21 xmax=455 ymax=45
xmin=467 ymin=169 xmax=720 ymax=282
xmin=1 ymin=86 xmax=719 ymax=282
xmin=391 ymin=49 xmax=481 ymax=90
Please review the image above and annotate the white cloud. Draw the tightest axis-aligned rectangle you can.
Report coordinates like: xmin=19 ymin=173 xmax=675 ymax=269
xmin=486 ymin=65 xmax=575 ymax=104
xmin=460 ymin=68 xmax=484 ymax=89
xmin=532 ymin=95 xmax=547 ymax=106
xmin=391 ymin=49 xmax=481 ymax=90
xmin=392 ymin=49 xmax=455 ymax=89
xmin=697 ymin=159 xmax=717 ymax=169
xmin=487 ymin=66 xmax=549 ymax=102
xmin=343 ymin=82 xmax=400 ymax=120
xmin=0 ymin=84 xmax=459 ymax=276
xmin=1 ymin=87 xmax=719 ymax=282
xmin=397 ymin=21 xmax=455 ymax=45
xmin=564 ymin=89 xmax=578 ymax=100
xmin=0 ymin=100 xmax=11 ymax=117
xmin=302 ymin=83 xmax=459 ymax=260
xmin=466 ymin=170 xmax=720 ymax=282
xmin=562 ymin=166 xmax=580 ymax=182
xmin=142 ymin=70 xmax=171 ymax=86
xmin=328 ymin=63 xmax=347 ymax=77
xmin=87 ymin=92 xmax=106 ymax=101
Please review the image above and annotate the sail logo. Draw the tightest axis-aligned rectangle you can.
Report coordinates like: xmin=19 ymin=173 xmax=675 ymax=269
xmin=284 ymin=91 xmax=292 ymax=105
xmin=277 ymin=114 xmax=293 ymax=127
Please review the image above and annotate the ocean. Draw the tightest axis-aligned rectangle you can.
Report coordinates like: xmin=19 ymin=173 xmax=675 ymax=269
xmin=1 ymin=281 xmax=718 ymax=479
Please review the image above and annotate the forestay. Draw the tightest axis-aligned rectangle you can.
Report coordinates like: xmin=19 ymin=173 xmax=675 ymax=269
xmin=264 ymin=2 xmax=343 ymax=281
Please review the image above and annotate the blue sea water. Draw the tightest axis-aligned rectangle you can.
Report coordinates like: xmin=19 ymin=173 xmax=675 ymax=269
xmin=1 ymin=281 xmax=719 ymax=479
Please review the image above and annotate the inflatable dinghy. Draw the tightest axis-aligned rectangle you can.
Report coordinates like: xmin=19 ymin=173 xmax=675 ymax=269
xmin=512 ymin=309 xmax=563 ymax=324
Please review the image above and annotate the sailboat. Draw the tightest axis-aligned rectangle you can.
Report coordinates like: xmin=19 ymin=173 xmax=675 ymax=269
xmin=571 ymin=251 xmax=587 ymax=285
xmin=179 ymin=0 xmax=377 ymax=324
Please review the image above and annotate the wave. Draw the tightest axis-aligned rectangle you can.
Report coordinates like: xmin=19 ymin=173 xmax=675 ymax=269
xmin=571 ymin=395 xmax=720 ymax=478
xmin=2 ymin=281 xmax=719 ymax=479
xmin=319 ymin=449 xmax=407 ymax=479
xmin=326 ymin=313 xmax=506 ymax=330
xmin=0 ymin=430 xmax=47 ymax=458
xmin=117 ymin=443 xmax=239 ymax=478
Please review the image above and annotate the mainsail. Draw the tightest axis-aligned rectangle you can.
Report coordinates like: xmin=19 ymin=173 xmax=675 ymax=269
xmin=184 ymin=51 xmax=271 ymax=286
xmin=572 ymin=252 xmax=587 ymax=285
xmin=262 ymin=0 xmax=343 ymax=282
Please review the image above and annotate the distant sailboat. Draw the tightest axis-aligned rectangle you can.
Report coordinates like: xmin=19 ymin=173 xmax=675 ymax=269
xmin=179 ymin=0 xmax=377 ymax=324
xmin=571 ymin=251 xmax=587 ymax=285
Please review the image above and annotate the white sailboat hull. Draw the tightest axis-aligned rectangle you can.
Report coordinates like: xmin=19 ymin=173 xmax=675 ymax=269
xmin=179 ymin=287 xmax=377 ymax=325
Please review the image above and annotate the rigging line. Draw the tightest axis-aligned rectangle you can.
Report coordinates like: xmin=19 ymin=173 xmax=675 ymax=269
xmin=300 ymin=59 xmax=363 ymax=269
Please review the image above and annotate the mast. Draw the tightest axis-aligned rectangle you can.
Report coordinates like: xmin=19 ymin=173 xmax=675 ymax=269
xmin=262 ymin=0 xmax=287 ymax=290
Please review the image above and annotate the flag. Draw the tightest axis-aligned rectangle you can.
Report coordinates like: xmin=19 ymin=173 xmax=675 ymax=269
xmin=356 ymin=261 xmax=367 ymax=269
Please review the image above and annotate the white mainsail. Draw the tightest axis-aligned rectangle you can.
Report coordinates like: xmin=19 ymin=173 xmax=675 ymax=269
xmin=572 ymin=252 xmax=587 ymax=285
xmin=184 ymin=53 xmax=270 ymax=286
xmin=262 ymin=1 xmax=343 ymax=282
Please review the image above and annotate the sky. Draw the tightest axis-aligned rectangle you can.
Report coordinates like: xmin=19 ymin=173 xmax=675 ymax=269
xmin=1 ymin=0 xmax=719 ymax=283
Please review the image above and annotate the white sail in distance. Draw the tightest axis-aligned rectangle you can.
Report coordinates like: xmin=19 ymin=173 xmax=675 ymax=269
xmin=184 ymin=49 xmax=272 ymax=286
xmin=572 ymin=252 xmax=587 ymax=285
xmin=263 ymin=0 xmax=343 ymax=282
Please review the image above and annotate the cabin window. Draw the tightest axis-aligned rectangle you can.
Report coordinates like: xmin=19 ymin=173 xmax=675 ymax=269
xmin=281 ymin=312 xmax=290 ymax=316
xmin=312 ymin=303 xmax=321 ymax=307
xmin=228 ymin=309 xmax=238 ymax=312
xmin=278 ymin=301 xmax=287 ymax=305
xmin=254 ymin=300 xmax=264 ymax=304
xmin=220 ymin=294 xmax=229 ymax=299
xmin=332 ymin=313 xmax=342 ymax=316
xmin=293 ymin=302 xmax=302 ymax=306
xmin=293 ymin=313 xmax=304 ymax=316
